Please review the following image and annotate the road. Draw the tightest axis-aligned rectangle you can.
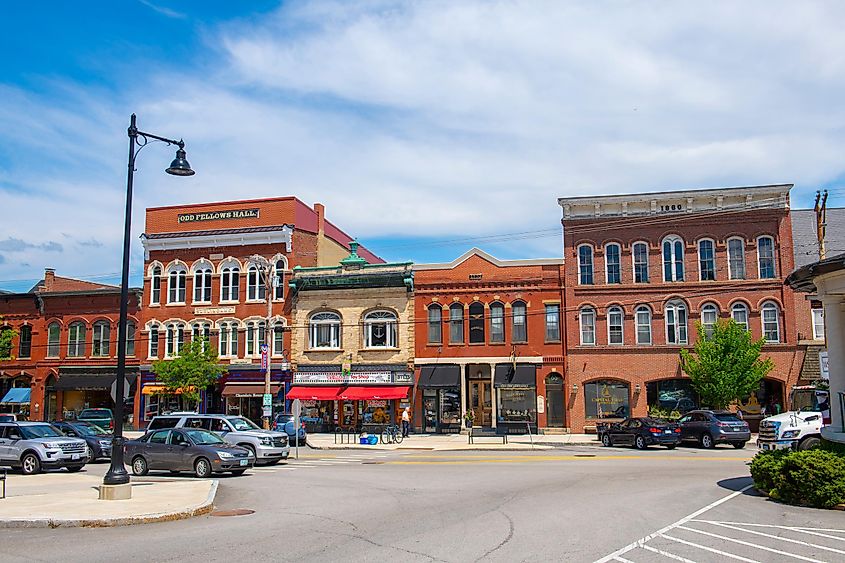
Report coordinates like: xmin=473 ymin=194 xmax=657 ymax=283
xmin=2 ymin=444 xmax=844 ymax=562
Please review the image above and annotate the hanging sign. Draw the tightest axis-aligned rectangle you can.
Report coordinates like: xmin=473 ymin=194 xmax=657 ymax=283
xmin=261 ymin=344 xmax=269 ymax=370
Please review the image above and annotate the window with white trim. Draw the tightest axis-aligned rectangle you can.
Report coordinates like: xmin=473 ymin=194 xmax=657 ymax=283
xmin=580 ymin=307 xmax=596 ymax=345
xmin=727 ymin=238 xmax=746 ymax=280
xmin=698 ymin=239 xmax=715 ymax=281
xmin=427 ymin=305 xmax=442 ymax=344
xmin=512 ymin=301 xmax=527 ymax=342
xmin=731 ymin=303 xmax=749 ymax=332
xmin=68 ymin=322 xmax=86 ymax=357
xmin=762 ymin=302 xmax=780 ymax=343
xmin=605 ymin=243 xmax=621 ymax=284
xmin=150 ymin=266 xmax=162 ymax=305
xmin=545 ymin=304 xmax=560 ymax=342
xmin=167 ymin=264 xmax=187 ymax=304
xmin=148 ymin=323 xmax=160 ymax=358
xmin=812 ymin=308 xmax=825 ymax=340
xmin=578 ymin=245 xmax=594 ymax=285
xmin=364 ymin=310 xmax=398 ymax=348
xmin=757 ymin=236 xmax=776 ymax=279
xmin=218 ymin=321 xmax=239 ymax=357
xmin=701 ymin=303 xmax=718 ymax=339
xmin=272 ymin=322 xmax=285 ymax=356
xmin=47 ymin=322 xmax=61 ymax=357
xmin=274 ymin=259 xmax=286 ymax=300
xmin=220 ymin=262 xmax=240 ymax=302
xmin=490 ymin=302 xmax=505 ymax=343
xmin=608 ymin=306 xmax=623 ymax=345
xmin=309 ymin=312 xmax=341 ymax=349
xmin=245 ymin=320 xmax=267 ymax=356
xmin=449 ymin=304 xmax=464 ymax=344
xmin=665 ymin=301 xmax=688 ymax=344
xmin=633 ymin=242 xmax=649 ymax=283
xmin=662 ymin=236 xmax=685 ymax=282
xmin=192 ymin=322 xmax=211 ymax=351
xmin=165 ymin=322 xmax=185 ymax=358
xmin=92 ymin=321 xmax=110 ymax=357
xmin=635 ymin=306 xmax=651 ymax=345
xmin=125 ymin=321 xmax=136 ymax=356
xmin=246 ymin=264 xmax=266 ymax=301
xmin=193 ymin=266 xmax=212 ymax=303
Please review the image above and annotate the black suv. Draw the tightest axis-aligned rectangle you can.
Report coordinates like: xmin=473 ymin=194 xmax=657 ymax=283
xmin=678 ymin=410 xmax=751 ymax=449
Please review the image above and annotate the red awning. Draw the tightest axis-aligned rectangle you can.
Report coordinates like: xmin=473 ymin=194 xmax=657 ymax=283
xmin=286 ymin=386 xmax=344 ymax=400
xmin=339 ymin=386 xmax=411 ymax=400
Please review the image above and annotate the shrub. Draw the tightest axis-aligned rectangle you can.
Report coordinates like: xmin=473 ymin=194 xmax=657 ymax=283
xmin=769 ymin=449 xmax=845 ymax=509
xmin=749 ymin=449 xmax=789 ymax=493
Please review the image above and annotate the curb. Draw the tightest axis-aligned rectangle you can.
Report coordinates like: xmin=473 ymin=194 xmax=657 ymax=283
xmin=0 ymin=480 xmax=218 ymax=529
xmin=306 ymin=442 xmax=596 ymax=451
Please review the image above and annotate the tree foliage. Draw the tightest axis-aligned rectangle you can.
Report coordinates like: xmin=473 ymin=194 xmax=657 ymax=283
xmin=151 ymin=338 xmax=224 ymax=405
xmin=680 ymin=319 xmax=773 ymax=410
xmin=0 ymin=320 xmax=18 ymax=360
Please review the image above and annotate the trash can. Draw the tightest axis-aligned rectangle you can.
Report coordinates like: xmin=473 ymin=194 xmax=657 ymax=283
xmin=360 ymin=433 xmax=369 ymax=445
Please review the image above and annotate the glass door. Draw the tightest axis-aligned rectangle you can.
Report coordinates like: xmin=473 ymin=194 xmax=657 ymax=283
xmin=423 ymin=390 xmax=438 ymax=433
xmin=470 ymin=381 xmax=492 ymax=427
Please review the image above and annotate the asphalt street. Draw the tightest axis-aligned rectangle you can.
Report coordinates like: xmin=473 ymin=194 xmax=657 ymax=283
xmin=2 ymin=444 xmax=844 ymax=562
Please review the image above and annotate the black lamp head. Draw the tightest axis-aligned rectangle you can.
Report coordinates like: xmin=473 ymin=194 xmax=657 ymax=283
xmin=165 ymin=145 xmax=195 ymax=176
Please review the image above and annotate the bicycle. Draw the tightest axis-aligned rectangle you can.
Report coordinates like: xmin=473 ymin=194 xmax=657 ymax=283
xmin=380 ymin=424 xmax=404 ymax=445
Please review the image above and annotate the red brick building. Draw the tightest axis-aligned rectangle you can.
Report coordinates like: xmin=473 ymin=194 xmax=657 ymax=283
xmin=413 ymin=249 xmax=565 ymax=433
xmin=0 ymin=269 xmax=141 ymax=424
xmin=136 ymin=196 xmax=381 ymax=428
xmin=559 ymin=184 xmax=803 ymax=432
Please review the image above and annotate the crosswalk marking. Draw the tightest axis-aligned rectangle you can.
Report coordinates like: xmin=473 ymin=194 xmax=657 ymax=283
xmin=659 ymin=533 xmax=759 ymax=563
xmin=641 ymin=543 xmax=697 ymax=563
xmin=676 ymin=525 xmax=824 ymax=562
xmin=692 ymin=521 xmax=845 ymax=556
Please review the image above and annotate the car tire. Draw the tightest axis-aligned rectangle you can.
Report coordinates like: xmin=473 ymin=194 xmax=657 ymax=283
xmin=21 ymin=452 xmax=41 ymax=475
xmin=700 ymin=433 xmax=714 ymax=449
xmin=732 ymin=442 xmax=747 ymax=449
xmin=241 ymin=444 xmax=259 ymax=464
xmin=194 ymin=457 xmax=212 ymax=478
xmin=66 ymin=465 xmax=84 ymax=472
xmin=665 ymin=444 xmax=676 ymax=450
xmin=131 ymin=456 xmax=149 ymax=476
xmin=798 ymin=436 xmax=821 ymax=451
xmin=634 ymin=435 xmax=647 ymax=450
xmin=230 ymin=469 xmax=247 ymax=476
xmin=86 ymin=446 xmax=96 ymax=461
xmin=601 ymin=434 xmax=612 ymax=447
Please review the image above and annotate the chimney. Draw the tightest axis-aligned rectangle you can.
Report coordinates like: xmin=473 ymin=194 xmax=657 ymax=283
xmin=44 ymin=268 xmax=56 ymax=292
xmin=314 ymin=203 xmax=325 ymax=235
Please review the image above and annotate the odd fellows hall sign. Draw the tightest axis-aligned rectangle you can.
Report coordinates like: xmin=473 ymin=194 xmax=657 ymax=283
xmin=178 ymin=208 xmax=260 ymax=223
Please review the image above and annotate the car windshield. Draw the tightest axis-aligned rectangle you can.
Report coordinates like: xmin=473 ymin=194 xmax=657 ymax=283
xmin=714 ymin=414 xmax=742 ymax=422
xmin=227 ymin=417 xmax=260 ymax=431
xmin=20 ymin=424 xmax=64 ymax=439
xmin=0 ymin=415 xmax=14 ymax=422
xmin=185 ymin=429 xmax=226 ymax=445
xmin=74 ymin=423 xmax=109 ymax=436
xmin=80 ymin=409 xmax=111 ymax=418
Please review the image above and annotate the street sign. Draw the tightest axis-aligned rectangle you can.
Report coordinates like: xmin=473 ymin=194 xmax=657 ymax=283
xmin=110 ymin=377 xmax=130 ymax=403
xmin=260 ymin=344 xmax=269 ymax=370
xmin=263 ymin=393 xmax=272 ymax=407
xmin=262 ymin=406 xmax=272 ymax=417
xmin=292 ymin=398 xmax=302 ymax=416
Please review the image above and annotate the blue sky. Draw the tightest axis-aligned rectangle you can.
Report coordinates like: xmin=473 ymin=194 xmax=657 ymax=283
xmin=1 ymin=1 xmax=844 ymax=292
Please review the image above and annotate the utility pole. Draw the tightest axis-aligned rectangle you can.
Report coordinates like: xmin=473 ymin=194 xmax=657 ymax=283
xmin=249 ymin=254 xmax=275 ymax=430
xmin=815 ymin=189 xmax=829 ymax=260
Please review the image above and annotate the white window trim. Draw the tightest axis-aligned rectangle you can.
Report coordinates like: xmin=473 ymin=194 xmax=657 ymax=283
xmin=579 ymin=308 xmax=596 ymax=346
xmin=761 ymin=302 xmax=781 ymax=343
xmin=607 ymin=306 xmax=624 ymax=345
xmin=219 ymin=265 xmax=241 ymax=304
xmin=166 ymin=268 xmax=187 ymax=305
xmin=664 ymin=302 xmax=688 ymax=345
xmin=246 ymin=264 xmax=267 ymax=303
xmin=635 ymin=307 xmax=652 ymax=345
xmin=604 ymin=243 xmax=622 ymax=284
xmin=217 ymin=320 xmax=240 ymax=358
xmin=662 ymin=236 xmax=685 ymax=282
xmin=632 ymin=241 xmax=649 ymax=284
xmin=272 ymin=255 xmax=288 ymax=302
xmin=191 ymin=268 xmax=213 ymax=304
xmin=727 ymin=237 xmax=746 ymax=280
xmin=149 ymin=264 xmax=163 ymax=306
xmin=147 ymin=322 xmax=161 ymax=359
xmin=271 ymin=318 xmax=286 ymax=357
xmin=701 ymin=303 xmax=719 ymax=338
xmin=309 ymin=312 xmax=342 ymax=350
xmin=489 ymin=302 xmax=505 ymax=343
xmin=92 ymin=321 xmax=111 ymax=358
xmin=757 ymin=236 xmax=776 ymax=279
xmin=46 ymin=322 xmax=61 ymax=358
xmin=731 ymin=303 xmax=750 ymax=332
xmin=812 ymin=309 xmax=825 ymax=341
xmin=697 ymin=238 xmax=716 ymax=281
xmin=577 ymin=244 xmax=594 ymax=285
xmin=164 ymin=322 xmax=186 ymax=359
xmin=363 ymin=310 xmax=399 ymax=349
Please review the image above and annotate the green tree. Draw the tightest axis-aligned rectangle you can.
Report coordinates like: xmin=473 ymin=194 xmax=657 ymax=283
xmin=0 ymin=321 xmax=18 ymax=360
xmin=151 ymin=338 xmax=225 ymax=407
xmin=680 ymin=319 xmax=774 ymax=410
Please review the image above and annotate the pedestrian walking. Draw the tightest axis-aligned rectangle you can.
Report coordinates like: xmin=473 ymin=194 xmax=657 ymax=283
xmin=401 ymin=406 xmax=411 ymax=438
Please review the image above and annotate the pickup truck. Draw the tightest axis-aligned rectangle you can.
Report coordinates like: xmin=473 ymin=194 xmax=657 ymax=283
xmin=757 ymin=387 xmax=829 ymax=451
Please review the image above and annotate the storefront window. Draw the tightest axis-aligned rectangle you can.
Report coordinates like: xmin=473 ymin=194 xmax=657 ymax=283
xmin=584 ymin=380 xmax=629 ymax=419
xmin=363 ymin=400 xmax=392 ymax=424
xmin=498 ymin=388 xmax=537 ymax=423
xmin=439 ymin=389 xmax=460 ymax=427
xmin=646 ymin=379 xmax=698 ymax=414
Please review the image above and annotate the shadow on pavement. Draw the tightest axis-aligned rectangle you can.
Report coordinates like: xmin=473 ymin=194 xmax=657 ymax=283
xmin=717 ymin=476 xmax=761 ymax=495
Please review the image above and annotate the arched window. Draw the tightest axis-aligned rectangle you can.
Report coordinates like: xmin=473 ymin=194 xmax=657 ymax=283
xmin=762 ymin=302 xmax=780 ymax=343
xmin=662 ymin=236 xmax=684 ymax=282
xmin=167 ymin=264 xmax=187 ymax=304
xmin=272 ymin=320 xmax=285 ymax=356
xmin=68 ymin=321 xmax=86 ymax=357
xmin=468 ymin=302 xmax=485 ymax=344
xmin=490 ymin=302 xmax=505 ymax=343
xmin=449 ymin=304 xmax=464 ymax=344
xmin=578 ymin=245 xmax=594 ymax=285
xmin=698 ymin=239 xmax=716 ymax=281
xmin=165 ymin=322 xmax=186 ymax=358
xmin=92 ymin=321 xmax=111 ymax=357
xmin=635 ymin=306 xmax=652 ymax=345
xmin=220 ymin=260 xmax=240 ymax=302
xmin=633 ymin=242 xmax=649 ymax=283
xmin=0 ymin=326 xmax=12 ymax=360
xmin=47 ymin=322 xmax=61 ymax=358
xmin=512 ymin=301 xmax=527 ymax=342
xmin=125 ymin=321 xmax=136 ymax=357
xmin=246 ymin=264 xmax=266 ymax=301
xmin=605 ymin=243 xmax=621 ymax=284
xmin=701 ymin=303 xmax=719 ymax=339
xmin=757 ymin=236 xmax=776 ymax=279
xmin=665 ymin=300 xmax=688 ymax=344
xmin=364 ymin=310 xmax=398 ymax=348
xmin=245 ymin=320 xmax=267 ymax=356
xmin=18 ymin=325 xmax=32 ymax=358
xmin=427 ymin=304 xmax=442 ymax=344
xmin=607 ymin=306 xmax=624 ymax=345
xmin=310 ymin=312 xmax=341 ymax=349
xmin=727 ymin=237 xmax=746 ymax=280
xmin=579 ymin=307 xmax=596 ymax=345
xmin=191 ymin=321 xmax=211 ymax=352
xmin=274 ymin=258 xmax=286 ymax=300
xmin=148 ymin=322 xmax=161 ymax=358
xmin=731 ymin=303 xmax=749 ymax=332
xmin=218 ymin=320 xmax=239 ymax=357
xmin=150 ymin=265 xmax=162 ymax=305
xmin=192 ymin=263 xmax=212 ymax=303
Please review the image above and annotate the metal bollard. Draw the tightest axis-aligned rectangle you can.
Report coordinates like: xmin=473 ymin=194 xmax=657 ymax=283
xmin=0 ymin=469 xmax=6 ymax=499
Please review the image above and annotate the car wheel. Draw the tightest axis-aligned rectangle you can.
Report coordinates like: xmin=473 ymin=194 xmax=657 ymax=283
xmin=230 ymin=469 xmax=247 ymax=476
xmin=194 ymin=457 xmax=212 ymax=478
xmin=700 ymin=433 xmax=714 ymax=449
xmin=798 ymin=436 xmax=821 ymax=451
xmin=665 ymin=444 xmax=676 ymax=450
xmin=86 ymin=445 xmax=95 ymax=461
xmin=66 ymin=465 xmax=84 ymax=472
xmin=634 ymin=435 xmax=647 ymax=450
xmin=21 ymin=452 xmax=41 ymax=475
xmin=732 ymin=441 xmax=747 ymax=449
xmin=131 ymin=456 xmax=149 ymax=476
xmin=241 ymin=444 xmax=259 ymax=464
xmin=601 ymin=434 xmax=612 ymax=447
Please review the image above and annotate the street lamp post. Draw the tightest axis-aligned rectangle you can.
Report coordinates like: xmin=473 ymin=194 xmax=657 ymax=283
xmin=248 ymin=254 xmax=275 ymax=430
xmin=102 ymin=114 xmax=194 ymax=496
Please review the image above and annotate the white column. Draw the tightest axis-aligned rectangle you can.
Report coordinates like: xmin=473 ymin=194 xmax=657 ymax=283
xmin=821 ymin=297 xmax=845 ymax=439
xmin=460 ymin=363 xmax=467 ymax=424
xmin=490 ymin=362 xmax=497 ymax=429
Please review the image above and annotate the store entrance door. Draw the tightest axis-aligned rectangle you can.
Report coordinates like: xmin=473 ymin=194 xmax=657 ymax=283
xmin=469 ymin=381 xmax=492 ymax=427
xmin=546 ymin=373 xmax=564 ymax=427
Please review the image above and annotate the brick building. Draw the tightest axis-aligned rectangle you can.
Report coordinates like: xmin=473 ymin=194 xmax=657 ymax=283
xmin=413 ymin=249 xmax=565 ymax=433
xmin=136 ymin=197 xmax=381 ymax=428
xmin=559 ymin=184 xmax=803 ymax=433
xmin=0 ymin=269 xmax=141 ymax=424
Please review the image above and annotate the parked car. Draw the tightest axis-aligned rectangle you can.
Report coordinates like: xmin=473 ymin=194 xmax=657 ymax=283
xmin=146 ymin=413 xmax=289 ymax=465
xmin=598 ymin=417 xmax=681 ymax=449
xmin=0 ymin=414 xmax=17 ymax=422
xmin=0 ymin=421 xmax=88 ymax=474
xmin=678 ymin=410 xmax=751 ymax=449
xmin=273 ymin=413 xmax=307 ymax=446
xmin=52 ymin=420 xmax=113 ymax=461
xmin=77 ymin=408 xmax=114 ymax=431
xmin=125 ymin=428 xmax=255 ymax=477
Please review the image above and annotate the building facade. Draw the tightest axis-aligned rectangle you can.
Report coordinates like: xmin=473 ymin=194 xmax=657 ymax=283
xmin=413 ymin=249 xmax=565 ymax=433
xmin=559 ymin=184 xmax=803 ymax=432
xmin=287 ymin=243 xmax=415 ymax=432
xmin=135 ymin=197 xmax=381 ymax=428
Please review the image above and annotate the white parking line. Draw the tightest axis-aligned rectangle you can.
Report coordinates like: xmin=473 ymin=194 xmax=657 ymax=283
xmin=676 ymin=525 xmax=824 ymax=562
xmin=641 ymin=543 xmax=698 ymax=562
xmin=611 ymin=557 xmax=635 ymax=563
xmin=692 ymin=521 xmax=845 ymax=556
xmin=659 ymin=533 xmax=759 ymax=563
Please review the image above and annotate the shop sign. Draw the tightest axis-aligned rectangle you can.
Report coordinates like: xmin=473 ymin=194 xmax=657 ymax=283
xmin=393 ymin=371 xmax=413 ymax=384
xmin=261 ymin=345 xmax=269 ymax=370
xmin=194 ymin=306 xmax=236 ymax=315
xmin=302 ymin=400 xmax=317 ymax=407
xmin=178 ymin=208 xmax=259 ymax=223
xmin=367 ymin=400 xmax=388 ymax=407
xmin=294 ymin=371 xmax=391 ymax=384
xmin=235 ymin=393 xmax=263 ymax=398
xmin=537 ymin=395 xmax=545 ymax=414
xmin=230 ymin=359 xmax=252 ymax=365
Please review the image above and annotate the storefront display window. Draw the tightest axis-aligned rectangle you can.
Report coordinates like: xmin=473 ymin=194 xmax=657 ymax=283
xmin=363 ymin=400 xmax=392 ymax=424
xmin=646 ymin=379 xmax=698 ymax=414
xmin=498 ymin=388 xmax=536 ymax=423
xmin=585 ymin=380 xmax=629 ymax=419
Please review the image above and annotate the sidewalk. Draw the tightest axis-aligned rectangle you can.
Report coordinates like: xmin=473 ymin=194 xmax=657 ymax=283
xmin=0 ymin=471 xmax=217 ymax=528
xmin=306 ymin=432 xmax=602 ymax=451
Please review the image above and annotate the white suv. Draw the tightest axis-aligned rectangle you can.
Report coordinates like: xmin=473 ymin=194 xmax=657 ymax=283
xmin=146 ymin=413 xmax=289 ymax=465
xmin=0 ymin=422 xmax=89 ymax=474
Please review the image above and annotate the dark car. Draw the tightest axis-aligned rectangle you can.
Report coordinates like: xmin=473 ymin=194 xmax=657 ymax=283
xmin=125 ymin=428 xmax=255 ymax=477
xmin=598 ymin=417 xmax=681 ymax=449
xmin=77 ymin=408 xmax=114 ymax=431
xmin=273 ymin=413 xmax=307 ymax=446
xmin=52 ymin=420 xmax=113 ymax=461
xmin=678 ymin=410 xmax=751 ymax=449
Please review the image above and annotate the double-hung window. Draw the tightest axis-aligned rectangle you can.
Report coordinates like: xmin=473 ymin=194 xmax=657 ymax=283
xmin=545 ymin=304 xmax=560 ymax=341
xmin=731 ymin=303 xmax=749 ymax=332
xmin=698 ymin=239 xmax=715 ymax=281
xmin=701 ymin=304 xmax=718 ymax=339
xmin=150 ymin=266 xmax=162 ymax=305
xmin=762 ymin=302 xmax=780 ymax=343
xmin=757 ymin=236 xmax=776 ymax=279
xmin=633 ymin=242 xmax=649 ymax=283
xmin=635 ymin=307 xmax=651 ymax=345
xmin=662 ymin=237 xmax=684 ymax=282
xmin=512 ymin=301 xmax=527 ymax=342
xmin=578 ymin=245 xmax=594 ymax=285
xmin=580 ymin=308 xmax=596 ymax=345
xmin=449 ymin=305 xmax=464 ymax=344
xmin=92 ymin=321 xmax=110 ymax=357
xmin=605 ymin=244 xmax=621 ymax=284
xmin=665 ymin=301 xmax=688 ymax=344
xmin=607 ymin=306 xmax=623 ymax=345
xmin=220 ymin=263 xmax=240 ymax=302
xmin=364 ymin=311 xmax=398 ymax=348
xmin=728 ymin=238 xmax=746 ymax=280
xmin=193 ymin=266 xmax=212 ymax=303
xmin=427 ymin=305 xmax=442 ymax=344
xmin=489 ymin=303 xmax=505 ymax=343
xmin=167 ymin=266 xmax=187 ymax=304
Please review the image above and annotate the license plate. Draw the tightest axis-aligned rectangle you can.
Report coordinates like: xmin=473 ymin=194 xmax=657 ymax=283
xmin=239 ymin=459 xmax=248 ymax=466
xmin=71 ymin=453 xmax=80 ymax=460
xmin=664 ymin=430 xmax=672 ymax=434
